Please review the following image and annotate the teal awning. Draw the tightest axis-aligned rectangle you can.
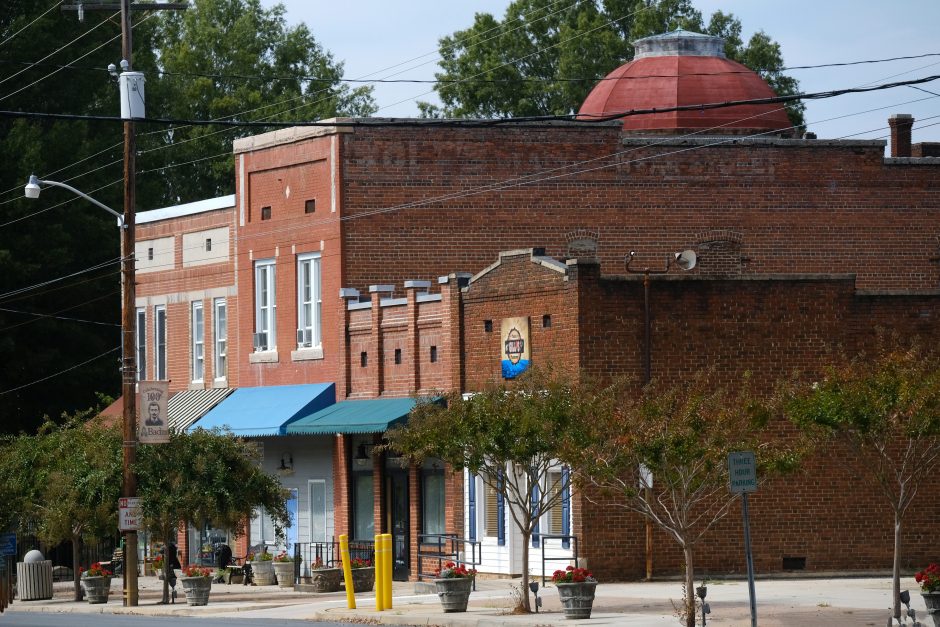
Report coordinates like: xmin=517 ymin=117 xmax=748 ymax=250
xmin=190 ymin=383 xmax=335 ymax=437
xmin=285 ymin=397 xmax=417 ymax=435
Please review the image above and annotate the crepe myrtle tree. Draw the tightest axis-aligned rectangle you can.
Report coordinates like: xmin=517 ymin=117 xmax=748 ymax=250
xmin=783 ymin=338 xmax=940 ymax=624
xmin=386 ymin=368 xmax=589 ymax=613
xmin=0 ymin=412 xmax=121 ymax=601
xmin=566 ymin=371 xmax=800 ymax=627
xmin=135 ymin=428 xmax=290 ymax=603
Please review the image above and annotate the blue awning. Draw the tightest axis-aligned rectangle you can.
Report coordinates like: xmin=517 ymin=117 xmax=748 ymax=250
xmin=285 ymin=397 xmax=418 ymax=435
xmin=190 ymin=383 xmax=335 ymax=437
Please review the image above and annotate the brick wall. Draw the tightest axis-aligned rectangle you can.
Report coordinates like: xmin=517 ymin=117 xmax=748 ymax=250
xmin=456 ymin=251 xmax=940 ymax=580
xmin=135 ymin=207 xmax=236 ymax=393
xmin=335 ymin=126 xmax=939 ymax=296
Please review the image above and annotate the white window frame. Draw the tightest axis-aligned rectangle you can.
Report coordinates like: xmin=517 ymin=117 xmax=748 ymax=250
xmin=254 ymin=259 xmax=276 ymax=351
xmin=214 ymin=297 xmax=227 ymax=381
xmin=135 ymin=307 xmax=146 ymax=382
xmin=296 ymin=253 xmax=321 ymax=348
xmin=191 ymin=301 xmax=204 ymax=382
xmin=543 ymin=468 xmax=567 ymax=535
xmin=155 ymin=305 xmax=167 ymax=380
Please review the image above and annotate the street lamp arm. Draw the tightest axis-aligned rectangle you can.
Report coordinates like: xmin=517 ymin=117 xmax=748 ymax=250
xmin=26 ymin=175 xmax=124 ymax=228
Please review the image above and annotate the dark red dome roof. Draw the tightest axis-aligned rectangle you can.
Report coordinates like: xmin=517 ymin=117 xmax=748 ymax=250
xmin=579 ymin=30 xmax=792 ymax=134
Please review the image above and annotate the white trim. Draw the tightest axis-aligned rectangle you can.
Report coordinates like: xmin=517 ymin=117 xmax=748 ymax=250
xmin=296 ymin=252 xmax=322 ymax=350
xmin=254 ymin=259 xmax=276 ymax=351
xmin=191 ymin=301 xmax=205 ymax=382
xmin=213 ymin=297 xmax=227 ymax=381
xmin=154 ymin=304 xmax=167 ymax=380
xmin=137 ymin=195 xmax=235 ymax=225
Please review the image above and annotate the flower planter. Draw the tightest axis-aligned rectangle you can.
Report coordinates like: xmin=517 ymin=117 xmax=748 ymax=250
xmin=273 ymin=561 xmax=296 ymax=588
xmin=251 ymin=560 xmax=276 ymax=586
xmin=306 ymin=567 xmax=342 ymax=593
xmin=434 ymin=577 xmax=473 ymax=612
xmin=81 ymin=576 xmax=111 ymax=604
xmin=923 ymin=591 xmax=940 ymax=627
xmin=223 ymin=568 xmax=243 ymax=585
xmin=556 ymin=581 xmax=597 ymax=619
xmin=181 ymin=576 xmax=212 ymax=606
xmin=350 ymin=567 xmax=375 ymax=593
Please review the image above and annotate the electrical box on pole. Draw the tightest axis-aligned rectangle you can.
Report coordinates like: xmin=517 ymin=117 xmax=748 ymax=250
xmin=119 ymin=72 xmax=145 ymax=119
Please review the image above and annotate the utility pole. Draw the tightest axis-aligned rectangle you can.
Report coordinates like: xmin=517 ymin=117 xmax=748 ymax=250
xmin=62 ymin=0 xmax=186 ymax=608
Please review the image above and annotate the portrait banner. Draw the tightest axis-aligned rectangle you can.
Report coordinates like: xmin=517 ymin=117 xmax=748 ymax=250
xmin=138 ymin=380 xmax=170 ymax=443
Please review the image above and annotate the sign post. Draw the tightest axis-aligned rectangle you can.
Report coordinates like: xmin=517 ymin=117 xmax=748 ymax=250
xmin=728 ymin=451 xmax=757 ymax=627
xmin=118 ymin=497 xmax=142 ymax=532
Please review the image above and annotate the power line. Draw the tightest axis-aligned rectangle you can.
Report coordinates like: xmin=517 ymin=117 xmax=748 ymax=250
xmin=9 ymin=51 xmax=939 ymax=85
xmin=0 ymin=345 xmax=120 ymax=396
xmin=0 ymin=257 xmax=122 ymax=303
xmin=0 ymin=1 xmax=63 ymax=48
xmin=1 ymin=73 xmax=937 ymax=129
xmin=0 ymin=11 xmax=116 ymax=90
xmin=0 ymin=291 xmax=120 ymax=332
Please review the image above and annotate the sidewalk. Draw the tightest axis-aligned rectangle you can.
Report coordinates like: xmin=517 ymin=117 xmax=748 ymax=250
xmin=6 ymin=574 xmax=932 ymax=626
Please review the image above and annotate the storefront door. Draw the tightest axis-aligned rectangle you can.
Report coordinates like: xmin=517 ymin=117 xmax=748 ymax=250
xmin=386 ymin=471 xmax=410 ymax=581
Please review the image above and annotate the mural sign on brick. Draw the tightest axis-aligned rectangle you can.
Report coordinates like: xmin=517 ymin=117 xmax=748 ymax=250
xmin=501 ymin=317 xmax=530 ymax=379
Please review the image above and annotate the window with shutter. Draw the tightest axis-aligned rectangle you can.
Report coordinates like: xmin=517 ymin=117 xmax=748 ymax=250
xmin=484 ymin=476 xmax=499 ymax=538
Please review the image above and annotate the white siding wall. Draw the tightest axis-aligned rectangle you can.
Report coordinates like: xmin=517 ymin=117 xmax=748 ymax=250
xmin=249 ymin=435 xmax=334 ymax=548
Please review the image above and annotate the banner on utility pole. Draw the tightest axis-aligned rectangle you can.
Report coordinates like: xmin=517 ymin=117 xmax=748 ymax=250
xmin=138 ymin=380 xmax=170 ymax=443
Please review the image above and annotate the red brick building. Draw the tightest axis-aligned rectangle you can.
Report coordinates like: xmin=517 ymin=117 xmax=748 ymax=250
xmin=131 ymin=30 xmax=940 ymax=580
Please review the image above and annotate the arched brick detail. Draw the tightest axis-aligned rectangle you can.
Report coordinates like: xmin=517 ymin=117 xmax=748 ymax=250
xmin=694 ymin=230 xmax=745 ymax=275
xmin=565 ymin=229 xmax=599 ymax=259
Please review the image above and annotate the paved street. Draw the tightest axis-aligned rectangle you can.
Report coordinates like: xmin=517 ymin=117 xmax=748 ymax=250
xmin=4 ymin=573 xmax=935 ymax=626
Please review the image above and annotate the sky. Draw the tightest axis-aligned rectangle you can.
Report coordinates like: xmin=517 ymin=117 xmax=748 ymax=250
xmin=260 ymin=0 xmax=940 ymax=146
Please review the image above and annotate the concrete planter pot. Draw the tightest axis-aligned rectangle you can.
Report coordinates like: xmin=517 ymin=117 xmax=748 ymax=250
xmin=251 ymin=560 xmax=276 ymax=586
xmin=81 ymin=576 xmax=111 ymax=604
xmin=181 ymin=576 xmax=212 ymax=606
xmin=923 ymin=591 xmax=940 ymax=627
xmin=350 ymin=567 xmax=375 ymax=593
xmin=434 ymin=577 xmax=473 ymax=612
xmin=273 ymin=561 xmax=296 ymax=588
xmin=556 ymin=581 xmax=597 ymax=619
xmin=307 ymin=567 xmax=342 ymax=593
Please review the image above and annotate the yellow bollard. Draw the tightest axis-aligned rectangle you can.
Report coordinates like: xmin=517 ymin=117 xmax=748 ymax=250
xmin=374 ymin=534 xmax=385 ymax=611
xmin=382 ymin=534 xmax=393 ymax=610
xmin=339 ymin=534 xmax=356 ymax=610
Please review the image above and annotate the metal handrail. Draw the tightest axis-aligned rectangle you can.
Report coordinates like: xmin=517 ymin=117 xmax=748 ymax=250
xmin=416 ymin=534 xmax=481 ymax=591
xmin=539 ymin=533 xmax=578 ymax=586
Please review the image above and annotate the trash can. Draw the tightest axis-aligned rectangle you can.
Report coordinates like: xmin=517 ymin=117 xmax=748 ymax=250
xmin=16 ymin=550 xmax=52 ymax=601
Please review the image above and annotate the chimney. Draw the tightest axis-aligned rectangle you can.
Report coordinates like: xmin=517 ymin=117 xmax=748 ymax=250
xmin=888 ymin=114 xmax=914 ymax=157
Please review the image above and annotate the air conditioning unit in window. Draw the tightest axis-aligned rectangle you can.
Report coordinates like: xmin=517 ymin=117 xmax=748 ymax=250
xmin=253 ymin=332 xmax=268 ymax=351
xmin=296 ymin=328 xmax=312 ymax=348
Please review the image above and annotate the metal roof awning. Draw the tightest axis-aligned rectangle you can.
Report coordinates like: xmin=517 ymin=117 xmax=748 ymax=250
xmin=190 ymin=383 xmax=335 ymax=437
xmin=167 ymin=388 xmax=234 ymax=433
xmin=285 ymin=397 xmax=419 ymax=435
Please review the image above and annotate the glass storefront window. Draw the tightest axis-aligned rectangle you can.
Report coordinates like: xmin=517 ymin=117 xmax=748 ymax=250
xmin=354 ymin=473 xmax=374 ymax=541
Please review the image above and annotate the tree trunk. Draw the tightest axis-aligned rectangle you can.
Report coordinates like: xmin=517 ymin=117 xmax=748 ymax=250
xmin=683 ymin=543 xmax=695 ymax=627
xmin=892 ymin=514 xmax=901 ymax=622
xmin=520 ymin=530 xmax=532 ymax=613
xmin=72 ymin=534 xmax=83 ymax=601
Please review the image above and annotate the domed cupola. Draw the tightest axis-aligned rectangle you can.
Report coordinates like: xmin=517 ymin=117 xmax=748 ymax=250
xmin=578 ymin=29 xmax=792 ymax=135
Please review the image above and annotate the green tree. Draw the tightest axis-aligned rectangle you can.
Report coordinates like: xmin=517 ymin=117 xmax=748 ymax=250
xmin=568 ymin=372 xmax=799 ymax=627
xmin=0 ymin=414 xmax=122 ymax=601
xmin=143 ymin=0 xmax=376 ymax=203
xmin=422 ymin=0 xmax=804 ymax=127
xmin=386 ymin=369 xmax=588 ymax=613
xmin=783 ymin=341 xmax=940 ymax=624
xmin=135 ymin=428 xmax=290 ymax=603
xmin=0 ymin=1 xmax=375 ymax=434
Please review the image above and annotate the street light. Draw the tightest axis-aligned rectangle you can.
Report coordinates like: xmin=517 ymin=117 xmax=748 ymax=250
xmin=625 ymin=248 xmax=697 ymax=582
xmin=25 ymin=175 xmax=124 ymax=227
xmin=24 ymin=174 xmax=139 ymax=605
